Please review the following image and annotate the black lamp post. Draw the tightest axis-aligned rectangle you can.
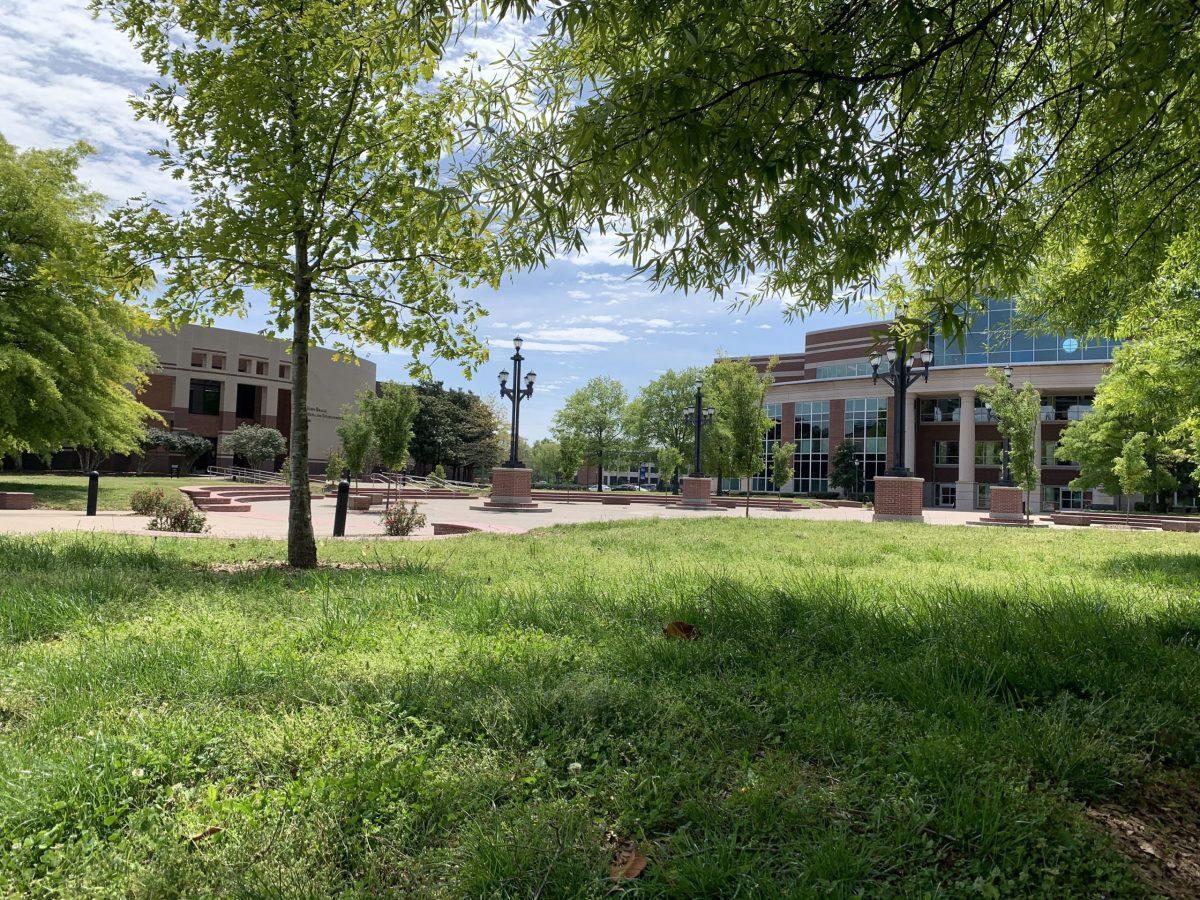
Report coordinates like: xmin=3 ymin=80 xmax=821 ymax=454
xmin=870 ymin=337 xmax=933 ymax=477
xmin=985 ymin=364 xmax=1016 ymax=486
xmin=682 ymin=378 xmax=714 ymax=477
xmin=498 ymin=336 xmax=536 ymax=468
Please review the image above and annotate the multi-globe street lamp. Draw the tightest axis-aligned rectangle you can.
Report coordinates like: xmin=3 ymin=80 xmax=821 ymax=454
xmin=869 ymin=338 xmax=934 ymax=477
xmin=984 ymin=363 xmax=1016 ymax=486
xmin=682 ymin=377 xmax=714 ymax=477
xmin=498 ymin=336 xmax=536 ymax=468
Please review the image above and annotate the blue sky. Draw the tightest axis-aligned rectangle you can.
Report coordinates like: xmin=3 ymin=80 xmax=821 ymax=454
xmin=0 ymin=1 xmax=872 ymax=439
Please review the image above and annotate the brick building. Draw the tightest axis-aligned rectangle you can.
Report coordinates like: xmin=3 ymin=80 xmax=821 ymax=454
xmin=134 ymin=324 xmax=376 ymax=473
xmin=746 ymin=300 xmax=1120 ymax=511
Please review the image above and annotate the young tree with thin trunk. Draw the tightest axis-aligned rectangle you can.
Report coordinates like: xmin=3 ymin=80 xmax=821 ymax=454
xmin=977 ymin=368 xmax=1041 ymax=524
xmin=772 ymin=441 xmax=796 ymax=499
xmin=706 ymin=357 xmax=774 ymax=517
xmin=98 ymin=0 xmax=515 ymax=567
xmin=1113 ymin=432 xmax=1153 ymax=525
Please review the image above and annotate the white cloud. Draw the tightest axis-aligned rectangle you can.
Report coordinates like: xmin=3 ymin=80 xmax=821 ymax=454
xmin=520 ymin=340 xmax=607 ymax=353
xmin=567 ymin=290 xmax=590 ymax=300
xmin=531 ymin=327 xmax=628 ymax=344
xmin=757 ymin=324 xmax=773 ymax=330
xmin=577 ymin=272 xmax=628 ymax=284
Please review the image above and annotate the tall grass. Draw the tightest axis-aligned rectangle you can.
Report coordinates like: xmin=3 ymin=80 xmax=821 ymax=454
xmin=0 ymin=522 xmax=1197 ymax=895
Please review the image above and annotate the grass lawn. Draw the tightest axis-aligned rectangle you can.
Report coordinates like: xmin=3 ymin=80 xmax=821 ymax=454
xmin=0 ymin=474 xmax=204 ymax=511
xmin=1 ymin=520 xmax=1198 ymax=895
xmin=0 ymin=473 xmax=321 ymax=511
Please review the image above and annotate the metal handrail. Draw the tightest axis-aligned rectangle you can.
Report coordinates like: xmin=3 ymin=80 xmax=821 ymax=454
xmin=207 ymin=464 xmax=284 ymax=484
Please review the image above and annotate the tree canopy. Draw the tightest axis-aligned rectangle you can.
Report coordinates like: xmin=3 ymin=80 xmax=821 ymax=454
xmin=481 ymin=1 xmax=1199 ymax=343
xmin=0 ymin=136 xmax=157 ymax=461
xmin=219 ymin=424 xmax=287 ymax=470
xmin=705 ymin=357 xmax=774 ymax=514
xmin=98 ymin=0 xmax=521 ymax=566
xmin=552 ymin=377 xmax=627 ymax=491
xmin=409 ymin=381 xmax=502 ymax=480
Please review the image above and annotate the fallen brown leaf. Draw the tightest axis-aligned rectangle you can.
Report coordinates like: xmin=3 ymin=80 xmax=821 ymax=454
xmin=609 ymin=844 xmax=648 ymax=880
xmin=187 ymin=825 xmax=223 ymax=843
xmin=663 ymin=621 xmax=697 ymax=640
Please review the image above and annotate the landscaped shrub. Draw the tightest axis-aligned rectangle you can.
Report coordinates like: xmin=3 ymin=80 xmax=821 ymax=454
xmin=147 ymin=495 xmax=208 ymax=533
xmin=380 ymin=502 xmax=426 ymax=536
xmin=129 ymin=486 xmax=168 ymax=515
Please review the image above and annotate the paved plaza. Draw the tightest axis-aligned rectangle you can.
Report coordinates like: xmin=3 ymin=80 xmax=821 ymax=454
xmin=0 ymin=494 xmax=1032 ymax=540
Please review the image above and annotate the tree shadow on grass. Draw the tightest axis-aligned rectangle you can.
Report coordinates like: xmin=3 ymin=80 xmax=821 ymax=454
xmin=0 ymin=477 xmax=88 ymax=509
xmin=1097 ymin=550 xmax=1200 ymax=591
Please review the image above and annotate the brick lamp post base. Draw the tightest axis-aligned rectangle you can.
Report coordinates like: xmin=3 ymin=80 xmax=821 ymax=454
xmin=872 ymin=475 xmax=925 ymax=522
xmin=473 ymin=467 xmax=550 ymax=512
xmin=986 ymin=485 xmax=1026 ymax=522
xmin=679 ymin=476 xmax=716 ymax=509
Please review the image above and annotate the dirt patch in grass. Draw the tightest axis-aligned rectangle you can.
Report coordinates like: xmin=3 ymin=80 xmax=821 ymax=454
xmin=1086 ymin=773 xmax=1200 ymax=898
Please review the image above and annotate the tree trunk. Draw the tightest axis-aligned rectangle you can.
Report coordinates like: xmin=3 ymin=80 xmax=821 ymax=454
xmin=287 ymin=228 xmax=318 ymax=568
xmin=745 ymin=478 xmax=751 ymax=517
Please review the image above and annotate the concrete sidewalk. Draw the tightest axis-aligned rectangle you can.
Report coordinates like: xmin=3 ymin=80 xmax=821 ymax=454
xmin=0 ymin=496 xmax=1031 ymax=540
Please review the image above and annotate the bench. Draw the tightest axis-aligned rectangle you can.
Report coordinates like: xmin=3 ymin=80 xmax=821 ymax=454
xmin=601 ymin=496 xmax=632 ymax=505
xmin=348 ymin=494 xmax=375 ymax=511
xmin=0 ymin=492 xmax=34 ymax=510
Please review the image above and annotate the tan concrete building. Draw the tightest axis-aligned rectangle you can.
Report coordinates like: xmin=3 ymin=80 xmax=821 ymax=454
xmin=136 ymin=324 xmax=376 ymax=473
xmin=748 ymin=299 xmax=1120 ymax=512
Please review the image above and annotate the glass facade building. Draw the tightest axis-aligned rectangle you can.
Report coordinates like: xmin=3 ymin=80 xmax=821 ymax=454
xmin=844 ymin=398 xmax=888 ymax=487
xmin=793 ymin=400 xmax=830 ymax=493
xmin=930 ymin=298 xmax=1119 ymax=367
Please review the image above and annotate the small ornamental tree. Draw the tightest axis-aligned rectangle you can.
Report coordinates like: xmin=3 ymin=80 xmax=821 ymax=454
xmin=656 ymin=445 xmax=685 ymax=493
xmin=772 ymin=441 xmax=796 ymax=495
xmin=220 ymin=424 xmax=287 ymax=471
xmin=363 ymin=382 xmax=418 ymax=474
xmin=162 ymin=431 xmax=212 ymax=475
xmin=830 ymin=439 xmax=859 ymax=497
xmin=527 ymin=438 xmax=561 ymax=483
xmin=707 ymin=357 xmax=774 ymax=517
xmin=1113 ymin=432 xmax=1153 ymax=523
xmin=337 ymin=408 xmax=375 ymax=484
xmin=977 ymin=368 xmax=1042 ymax=523
xmin=557 ymin=438 xmax=584 ymax=493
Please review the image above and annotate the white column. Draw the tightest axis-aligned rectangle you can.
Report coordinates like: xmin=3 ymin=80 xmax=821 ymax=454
xmin=903 ymin=394 xmax=917 ymax=472
xmin=956 ymin=390 xmax=976 ymax=510
xmin=1030 ymin=394 xmax=1043 ymax=512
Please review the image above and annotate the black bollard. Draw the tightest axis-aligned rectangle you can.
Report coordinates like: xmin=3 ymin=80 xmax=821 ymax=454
xmin=333 ymin=477 xmax=350 ymax=537
xmin=86 ymin=470 xmax=99 ymax=517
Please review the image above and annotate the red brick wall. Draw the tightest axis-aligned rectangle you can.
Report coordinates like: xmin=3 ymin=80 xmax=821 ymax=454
xmin=873 ymin=476 xmax=923 ymax=517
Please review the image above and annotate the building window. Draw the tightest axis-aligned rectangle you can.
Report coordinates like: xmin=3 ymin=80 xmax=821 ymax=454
xmin=937 ymin=483 xmax=957 ymax=507
xmin=975 ymin=441 xmax=1003 ymax=466
xmin=1042 ymin=440 xmax=1077 ymax=467
xmin=188 ymin=379 xmax=221 ymax=416
xmin=934 ymin=441 xmax=959 ymax=466
xmin=794 ymin=400 xmax=830 ymax=493
xmin=929 ymin=297 xmax=1119 ymax=367
xmin=190 ymin=351 xmax=206 ymax=368
xmin=236 ymin=383 xmax=257 ymax=419
xmin=257 ymin=360 xmax=269 ymax=376
xmin=919 ymin=397 xmax=961 ymax=422
xmin=1041 ymin=395 xmax=1094 ymax=422
xmin=238 ymin=358 xmax=252 ymax=373
xmin=812 ymin=361 xmax=875 ymax=380
xmin=752 ymin=403 xmax=784 ymax=491
xmin=973 ymin=399 xmax=995 ymax=422
xmin=279 ymin=363 xmax=291 ymax=379
xmin=1044 ymin=485 xmax=1089 ymax=510
xmin=211 ymin=354 xmax=225 ymax=370
xmin=845 ymin=397 xmax=888 ymax=488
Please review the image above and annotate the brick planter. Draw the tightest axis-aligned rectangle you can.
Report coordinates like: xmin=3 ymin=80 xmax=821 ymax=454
xmin=679 ymin=476 xmax=715 ymax=509
xmin=872 ymin=476 xmax=924 ymax=522
xmin=475 ymin=467 xmax=550 ymax=512
xmin=0 ymin=492 xmax=34 ymax=510
xmin=988 ymin=485 xmax=1026 ymax=521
